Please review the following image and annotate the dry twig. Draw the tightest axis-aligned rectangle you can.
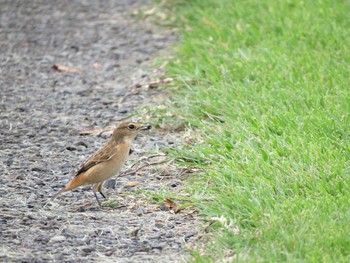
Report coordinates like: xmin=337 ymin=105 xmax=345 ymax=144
xmin=120 ymin=158 xmax=170 ymax=177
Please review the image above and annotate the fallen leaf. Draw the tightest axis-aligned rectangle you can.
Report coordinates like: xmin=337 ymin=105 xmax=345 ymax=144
xmin=52 ymin=64 xmax=80 ymax=73
xmin=125 ymin=181 xmax=141 ymax=187
xmin=164 ymin=198 xmax=180 ymax=213
xmin=181 ymin=210 xmax=198 ymax=216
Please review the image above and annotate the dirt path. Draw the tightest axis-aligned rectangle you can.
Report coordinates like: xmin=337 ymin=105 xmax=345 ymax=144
xmin=0 ymin=1 xmax=197 ymax=262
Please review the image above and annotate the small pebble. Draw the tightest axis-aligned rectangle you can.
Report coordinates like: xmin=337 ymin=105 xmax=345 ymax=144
xmin=81 ymin=246 xmax=95 ymax=254
xmin=185 ymin=232 xmax=195 ymax=240
xmin=151 ymin=244 xmax=163 ymax=250
xmin=118 ymin=108 xmax=128 ymax=114
xmin=165 ymin=230 xmax=174 ymax=238
xmin=136 ymin=206 xmax=145 ymax=216
xmin=105 ymin=249 xmax=115 ymax=256
xmin=50 ymin=235 xmax=66 ymax=242
xmin=129 ymin=227 xmax=140 ymax=238
xmin=154 ymin=223 xmax=163 ymax=229
xmin=66 ymin=146 xmax=76 ymax=151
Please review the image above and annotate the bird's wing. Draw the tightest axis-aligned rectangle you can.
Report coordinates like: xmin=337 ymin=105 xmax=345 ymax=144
xmin=75 ymin=141 xmax=117 ymax=176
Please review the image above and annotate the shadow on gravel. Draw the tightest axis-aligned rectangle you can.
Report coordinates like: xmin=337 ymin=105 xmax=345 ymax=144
xmin=0 ymin=1 xmax=198 ymax=262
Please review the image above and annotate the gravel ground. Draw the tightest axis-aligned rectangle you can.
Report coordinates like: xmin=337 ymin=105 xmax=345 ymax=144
xmin=0 ymin=1 xmax=197 ymax=262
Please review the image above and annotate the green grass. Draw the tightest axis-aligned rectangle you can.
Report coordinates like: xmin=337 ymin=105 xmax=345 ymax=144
xmin=156 ymin=0 xmax=350 ymax=262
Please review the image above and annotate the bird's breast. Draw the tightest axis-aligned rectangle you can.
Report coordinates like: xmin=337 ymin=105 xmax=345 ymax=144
xmin=106 ymin=142 xmax=131 ymax=174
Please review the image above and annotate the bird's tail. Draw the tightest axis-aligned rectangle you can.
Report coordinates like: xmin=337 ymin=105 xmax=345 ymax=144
xmin=51 ymin=175 xmax=86 ymax=200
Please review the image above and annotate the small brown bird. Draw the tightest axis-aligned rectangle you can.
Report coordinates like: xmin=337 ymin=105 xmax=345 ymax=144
xmin=51 ymin=121 xmax=151 ymax=207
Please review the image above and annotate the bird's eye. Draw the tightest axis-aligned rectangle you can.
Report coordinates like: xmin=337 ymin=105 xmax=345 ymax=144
xmin=128 ymin=124 xmax=136 ymax=130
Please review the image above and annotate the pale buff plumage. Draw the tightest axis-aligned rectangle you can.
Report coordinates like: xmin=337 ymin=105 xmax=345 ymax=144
xmin=51 ymin=121 xmax=151 ymax=207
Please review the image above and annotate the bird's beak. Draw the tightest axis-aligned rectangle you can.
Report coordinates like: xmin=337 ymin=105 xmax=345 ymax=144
xmin=139 ymin=124 xmax=152 ymax=130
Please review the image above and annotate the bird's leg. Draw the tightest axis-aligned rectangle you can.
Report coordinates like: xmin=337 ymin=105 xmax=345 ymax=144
xmin=92 ymin=182 xmax=103 ymax=207
xmin=93 ymin=192 xmax=102 ymax=207
xmin=97 ymin=181 xmax=107 ymax=199
xmin=100 ymin=192 xmax=106 ymax=199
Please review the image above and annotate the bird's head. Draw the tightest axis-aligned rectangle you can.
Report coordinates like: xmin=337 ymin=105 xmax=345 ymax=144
xmin=112 ymin=121 xmax=151 ymax=143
